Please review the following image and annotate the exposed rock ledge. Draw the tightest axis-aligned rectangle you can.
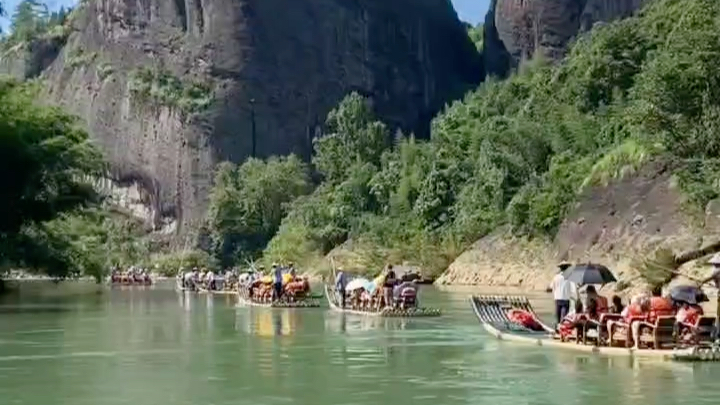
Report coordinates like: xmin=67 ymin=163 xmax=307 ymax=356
xmin=435 ymin=162 xmax=720 ymax=297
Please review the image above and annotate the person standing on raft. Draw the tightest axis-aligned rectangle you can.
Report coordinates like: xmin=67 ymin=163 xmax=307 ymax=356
xmin=548 ymin=262 xmax=576 ymax=326
xmin=272 ymin=263 xmax=284 ymax=302
xmin=335 ymin=268 xmax=348 ymax=308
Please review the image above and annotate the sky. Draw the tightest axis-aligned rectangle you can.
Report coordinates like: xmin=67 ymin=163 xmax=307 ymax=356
xmin=1 ymin=0 xmax=489 ymax=32
xmin=453 ymin=0 xmax=489 ymax=25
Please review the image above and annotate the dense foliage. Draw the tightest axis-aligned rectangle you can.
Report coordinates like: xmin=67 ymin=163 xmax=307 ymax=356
xmin=207 ymin=0 xmax=720 ymax=277
xmin=466 ymin=23 xmax=483 ymax=51
xmin=207 ymin=156 xmax=311 ymax=266
xmin=128 ymin=68 xmax=214 ymax=114
xmin=0 ymin=79 xmax=145 ymax=281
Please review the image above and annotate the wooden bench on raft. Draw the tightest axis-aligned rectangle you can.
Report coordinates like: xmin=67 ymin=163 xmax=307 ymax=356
xmin=679 ymin=316 xmax=716 ymax=346
xmin=609 ymin=315 xmax=675 ymax=349
xmin=581 ymin=313 xmax=622 ymax=346
xmin=637 ymin=316 xmax=677 ymax=349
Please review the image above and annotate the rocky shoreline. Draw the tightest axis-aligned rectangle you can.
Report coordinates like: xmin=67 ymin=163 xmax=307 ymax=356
xmin=433 ymin=165 xmax=720 ymax=300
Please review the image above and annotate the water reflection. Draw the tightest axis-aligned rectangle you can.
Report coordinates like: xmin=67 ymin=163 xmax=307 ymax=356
xmin=235 ymin=308 xmax=299 ymax=338
xmin=324 ymin=312 xmax=411 ymax=334
xmin=7 ymin=284 xmax=720 ymax=405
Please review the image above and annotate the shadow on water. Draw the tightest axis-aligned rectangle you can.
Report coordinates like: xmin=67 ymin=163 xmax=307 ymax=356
xmin=0 ymin=305 xmax=73 ymax=314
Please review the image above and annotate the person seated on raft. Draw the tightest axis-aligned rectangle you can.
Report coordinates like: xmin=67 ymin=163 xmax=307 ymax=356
xmin=393 ymin=280 xmax=418 ymax=308
xmin=360 ymin=288 xmax=372 ymax=310
xmin=574 ymin=298 xmax=601 ymax=341
xmin=648 ymin=287 xmax=675 ymax=323
xmin=350 ymin=288 xmax=363 ymax=310
xmin=609 ymin=294 xmax=651 ymax=349
xmin=285 ymin=276 xmax=310 ymax=299
xmin=584 ymin=286 xmax=608 ymax=314
xmin=557 ymin=300 xmax=587 ymax=339
xmin=676 ymin=302 xmax=704 ymax=341
xmin=206 ymin=269 xmax=216 ymax=290
xmin=610 ymin=295 xmax=624 ymax=314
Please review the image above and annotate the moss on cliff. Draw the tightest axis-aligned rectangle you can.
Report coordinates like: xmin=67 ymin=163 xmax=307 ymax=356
xmin=65 ymin=48 xmax=96 ymax=68
xmin=128 ymin=68 xmax=213 ymax=114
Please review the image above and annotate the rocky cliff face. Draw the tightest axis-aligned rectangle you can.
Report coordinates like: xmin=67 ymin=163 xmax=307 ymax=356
xmin=435 ymin=162 xmax=720 ymax=295
xmin=19 ymin=0 xmax=481 ymax=242
xmin=484 ymin=0 xmax=646 ymax=76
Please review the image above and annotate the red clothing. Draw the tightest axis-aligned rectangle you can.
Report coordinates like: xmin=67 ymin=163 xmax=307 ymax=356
xmin=594 ymin=296 xmax=609 ymax=314
xmin=508 ymin=309 xmax=544 ymax=331
xmin=557 ymin=313 xmax=586 ymax=338
xmin=623 ymin=304 xmax=646 ymax=323
xmin=648 ymin=296 xmax=675 ymax=323
xmin=678 ymin=306 xmax=702 ymax=325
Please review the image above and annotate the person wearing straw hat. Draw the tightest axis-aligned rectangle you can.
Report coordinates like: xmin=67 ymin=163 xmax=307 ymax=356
xmin=700 ymin=253 xmax=720 ymax=338
xmin=547 ymin=262 xmax=576 ymax=326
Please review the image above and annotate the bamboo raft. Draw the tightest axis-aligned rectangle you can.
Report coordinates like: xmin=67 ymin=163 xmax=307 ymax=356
xmin=175 ymin=283 xmax=238 ymax=295
xmin=110 ymin=278 xmax=153 ymax=286
xmin=470 ymin=295 xmax=720 ymax=362
xmin=324 ymin=285 xmax=441 ymax=317
xmin=236 ymin=288 xmax=321 ymax=308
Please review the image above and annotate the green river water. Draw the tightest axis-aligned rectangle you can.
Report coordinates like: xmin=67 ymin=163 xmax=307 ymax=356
xmin=0 ymin=282 xmax=719 ymax=405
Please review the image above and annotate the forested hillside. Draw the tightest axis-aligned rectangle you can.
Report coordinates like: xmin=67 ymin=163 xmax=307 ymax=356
xmin=208 ymin=0 xmax=720 ymax=278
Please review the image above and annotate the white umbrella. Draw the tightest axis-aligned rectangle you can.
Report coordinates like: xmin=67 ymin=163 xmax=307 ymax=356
xmin=345 ymin=278 xmax=372 ymax=292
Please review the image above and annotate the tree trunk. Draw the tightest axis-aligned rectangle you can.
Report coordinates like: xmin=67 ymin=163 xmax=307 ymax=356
xmin=639 ymin=240 xmax=720 ymax=292
xmin=674 ymin=240 xmax=720 ymax=267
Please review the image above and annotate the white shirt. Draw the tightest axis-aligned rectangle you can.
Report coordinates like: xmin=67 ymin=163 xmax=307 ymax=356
xmin=549 ymin=273 xmax=575 ymax=301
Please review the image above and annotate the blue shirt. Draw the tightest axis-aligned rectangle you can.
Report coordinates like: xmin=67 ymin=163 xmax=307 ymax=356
xmin=335 ymin=272 xmax=347 ymax=290
xmin=273 ymin=267 xmax=283 ymax=283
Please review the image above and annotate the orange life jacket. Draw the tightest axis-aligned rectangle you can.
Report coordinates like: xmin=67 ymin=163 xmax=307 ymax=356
xmin=648 ymin=297 xmax=675 ymax=323
xmin=623 ymin=304 xmax=646 ymax=323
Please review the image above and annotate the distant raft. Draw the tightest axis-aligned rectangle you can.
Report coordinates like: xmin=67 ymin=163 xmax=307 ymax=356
xmin=110 ymin=273 xmax=152 ymax=286
xmin=324 ymin=285 xmax=441 ymax=317
xmin=469 ymin=294 xmax=720 ymax=362
xmin=236 ymin=282 xmax=321 ymax=308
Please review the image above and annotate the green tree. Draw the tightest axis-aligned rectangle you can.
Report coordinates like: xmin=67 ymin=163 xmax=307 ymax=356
xmin=467 ymin=23 xmax=483 ymax=51
xmin=207 ymin=155 xmax=311 ymax=266
xmin=265 ymin=0 xmax=720 ymax=279
xmin=0 ymin=78 xmax=104 ymax=279
xmin=312 ymin=92 xmax=388 ymax=183
xmin=10 ymin=0 xmax=46 ymax=42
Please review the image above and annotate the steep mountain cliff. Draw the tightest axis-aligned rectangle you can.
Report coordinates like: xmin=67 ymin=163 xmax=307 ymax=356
xmin=13 ymin=0 xmax=481 ymax=241
xmin=484 ymin=0 xmax=646 ymax=76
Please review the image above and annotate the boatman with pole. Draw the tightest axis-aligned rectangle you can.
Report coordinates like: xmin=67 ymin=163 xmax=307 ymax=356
xmin=335 ymin=268 xmax=347 ymax=308
xmin=547 ymin=262 xmax=575 ymax=326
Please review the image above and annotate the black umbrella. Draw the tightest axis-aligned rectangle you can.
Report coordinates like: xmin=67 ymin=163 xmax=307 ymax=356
xmin=562 ymin=263 xmax=617 ymax=285
xmin=669 ymin=285 xmax=709 ymax=305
